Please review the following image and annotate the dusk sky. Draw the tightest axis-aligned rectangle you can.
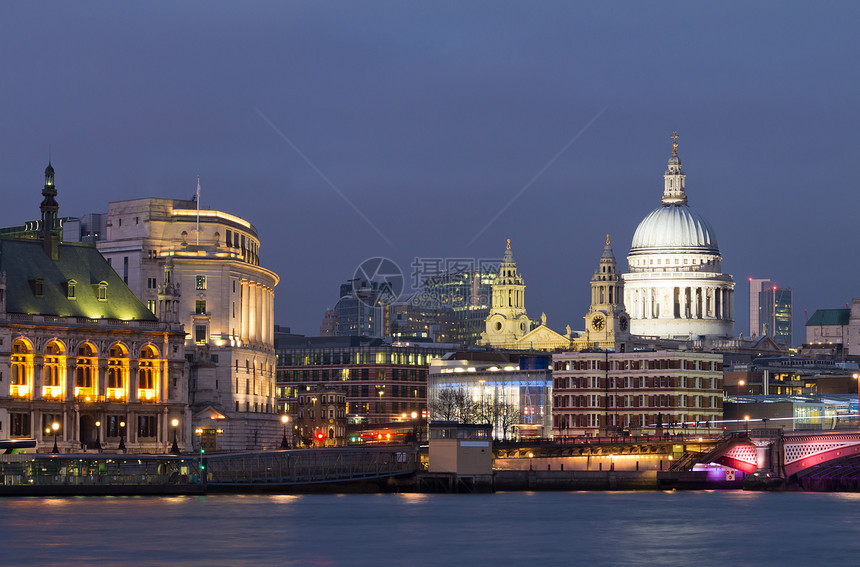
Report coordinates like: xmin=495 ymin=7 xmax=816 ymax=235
xmin=2 ymin=2 xmax=858 ymax=342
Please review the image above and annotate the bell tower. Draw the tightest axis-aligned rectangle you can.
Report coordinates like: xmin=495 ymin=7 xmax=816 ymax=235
xmin=480 ymin=239 xmax=531 ymax=347
xmin=581 ymin=235 xmax=632 ymax=351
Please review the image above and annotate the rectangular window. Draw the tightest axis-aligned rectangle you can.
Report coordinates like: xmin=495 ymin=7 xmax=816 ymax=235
xmin=123 ymin=256 xmax=129 ymax=284
xmin=195 ymin=300 xmax=207 ymax=314
xmin=226 ymin=229 xmax=232 ymax=247
xmin=138 ymin=416 xmax=157 ymax=438
xmin=11 ymin=412 xmax=31 ymax=437
xmin=196 ymin=275 xmax=206 ymax=290
xmin=195 ymin=325 xmax=207 ymax=344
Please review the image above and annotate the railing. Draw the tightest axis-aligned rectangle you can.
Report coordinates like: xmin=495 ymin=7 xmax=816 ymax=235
xmin=205 ymin=447 xmax=418 ymax=486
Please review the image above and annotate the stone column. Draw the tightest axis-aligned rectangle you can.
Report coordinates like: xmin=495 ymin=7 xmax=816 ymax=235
xmin=129 ymin=361 xmax=140 ymax=403
xmin=33 ymin=356 xmax=44 ymax=400
xmin=240 ymin=279 xmax=248 ymax=343
xmin=66 ymin=359 xmax=76 ymax=401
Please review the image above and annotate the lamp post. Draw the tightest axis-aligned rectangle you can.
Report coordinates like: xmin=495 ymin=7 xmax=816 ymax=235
xmin=854 ymin=373 xmax=859 ymax=426
xmin=118 ymin=420 xmax=126 ymax=453
xmin=280 ymin=415 xmax=290 ymax=449
xmin=737 ymin=380 xmax=745 ymax=434
xmin=410 ymin=410 xmax=418 ymax=444
xmin=95 ymin=420 xmax=102 ymax=452
xmin=170 ymin=418 xmax=180 ymax=454
xmin=744 ymin=415 xmax=750 ymax=436
xmin=51 ymin=422 xmax=60 ymax=454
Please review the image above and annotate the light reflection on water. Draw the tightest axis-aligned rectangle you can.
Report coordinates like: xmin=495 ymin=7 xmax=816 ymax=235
xmin=2 ymin=491 xmax=860 ymax=566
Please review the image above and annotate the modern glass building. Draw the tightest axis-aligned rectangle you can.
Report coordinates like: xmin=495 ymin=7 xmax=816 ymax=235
xmin=427 ymin=353 xmax=552 ymax=440
xmin=760 ymin=286 xmax=793 ymax=347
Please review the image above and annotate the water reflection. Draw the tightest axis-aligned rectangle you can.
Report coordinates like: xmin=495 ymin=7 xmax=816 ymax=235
xmin=2 ymin=492 xmax=860 ymax=566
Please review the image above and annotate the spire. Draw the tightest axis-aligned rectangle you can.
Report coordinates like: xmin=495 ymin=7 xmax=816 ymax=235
xmin=662 ymin=131 xmax=687 ymax=205
xmin=602 ymin=234 xmax=615 ymax=259
xmin=503 ymin=237 xmax=513 ymax=262
xmin=40 ymin=160 xmax=60 ymax=259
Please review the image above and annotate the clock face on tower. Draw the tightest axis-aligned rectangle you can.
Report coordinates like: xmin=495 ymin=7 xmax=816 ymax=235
xmin=619 ymin=315 xmax=629 ymax=332
xmin=591 ymin=314 xmax=606 ymax=331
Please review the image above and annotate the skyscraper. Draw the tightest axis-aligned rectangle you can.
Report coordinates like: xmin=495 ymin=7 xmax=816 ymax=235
xmin=749 ymin=278 xmax=792 ymax=346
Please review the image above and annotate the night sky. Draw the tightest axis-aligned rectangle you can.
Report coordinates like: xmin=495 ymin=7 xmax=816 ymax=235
xmin=2 ymin=2 xmax=858 ymax=343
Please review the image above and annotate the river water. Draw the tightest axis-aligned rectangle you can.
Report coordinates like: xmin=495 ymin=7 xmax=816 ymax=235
xmin=3 ymin=491 xmax=860 ymax=566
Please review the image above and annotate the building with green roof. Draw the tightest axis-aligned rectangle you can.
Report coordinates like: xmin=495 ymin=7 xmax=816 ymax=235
xmin=0 ymin=164 xmax=188 ymax=454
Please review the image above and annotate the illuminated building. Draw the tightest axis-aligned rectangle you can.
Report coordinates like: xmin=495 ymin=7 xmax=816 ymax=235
xmin=623 ymin=134 xmax=735 ymax=339
xmin=758 ymin=284 xmax=792 ymax=346
xmin=293 ymin=388 xmax=347 ymax=447
xmin=572 ymin=235 xmax=633 ymax=352
xmin=421 ymin=267 xmax=496 ymax=346
xmin=0 ymin=164 xmax=187 ymax=453
xmin=552 ymin=350 xmax=724 ymax=437
xmin=89 ymin=196 xmax=280 ymax=451
xmin=427 ymin=352 xmax=553 ymax=439
xmin=275 ymin=335 xmax=450 ymax=425
xmin=479 ymin=240 xmax=570 ymax=351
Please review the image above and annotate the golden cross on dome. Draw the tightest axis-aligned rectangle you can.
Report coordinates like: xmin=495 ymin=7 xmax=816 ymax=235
xmin=671 ymin=131 xmax=679 ymax=157
xmin=606 ymin=234 xmax=610 ymax=245
xmin=506 ymin=238 xmax=511 ymax=250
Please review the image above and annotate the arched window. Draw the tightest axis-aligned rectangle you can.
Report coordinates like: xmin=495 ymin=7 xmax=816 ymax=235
xmin=43 ymin=341 xmax=65 ymax=399
xmin=10 ymin=339 xmax=33 ymax=398
xmin=75 ymin=343 xmax=97 ymax=400
xmin=138 ymin=345 xmax=159 ymax=401
xmin=107 ymin=344 xmax=128 ymax=401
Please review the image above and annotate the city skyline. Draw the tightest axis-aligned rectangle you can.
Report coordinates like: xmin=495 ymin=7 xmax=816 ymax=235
xmin=3 ymin=3 xmax=859 ymax=343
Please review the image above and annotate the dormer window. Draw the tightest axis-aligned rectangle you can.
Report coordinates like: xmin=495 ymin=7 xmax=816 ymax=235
xmin=98 ymin=281 xmax=108 ymax=301
xmin=67 ymin=280 xmax=77 ymax=300
xmin=34 ymin=278 xmax=45 ymax=298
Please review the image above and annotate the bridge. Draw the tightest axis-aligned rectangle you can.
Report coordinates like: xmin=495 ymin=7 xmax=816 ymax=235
xmin=684 ymin=429 xmax=860 ymax=489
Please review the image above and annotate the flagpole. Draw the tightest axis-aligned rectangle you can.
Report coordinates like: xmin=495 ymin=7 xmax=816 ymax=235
xmin=196 ymin=175 xmax=201 ymax=246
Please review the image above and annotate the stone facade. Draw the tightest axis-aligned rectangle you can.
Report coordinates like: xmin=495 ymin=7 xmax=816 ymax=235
xmin=93 ymin=197 xmax=280 ymax=451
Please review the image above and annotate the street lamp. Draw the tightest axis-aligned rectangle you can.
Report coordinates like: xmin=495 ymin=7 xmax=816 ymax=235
xmin=118 ymin=420 xmax=126 ymax=453
xmin=280 ymin=415 xmax=290 ymax=449
xmin=853 ymin=373 xmax=859 ymax=426
xmin=94 ymin=420 xmax=102 ymax=452
xmin=51 ymin=422 xmax=60 ymax=454
xmin=744 ymin=415 xmax=750 ymax=436
xmin=170 ymin=418 xmax=180 ymax=454
xmin=410 ymin=410 xmax=418 ymax=443
xmin=737 ymin=380 xmax=745 ymax=434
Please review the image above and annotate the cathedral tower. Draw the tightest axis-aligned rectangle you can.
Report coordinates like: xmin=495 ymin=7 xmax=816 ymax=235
xmin=580 ymin=235 xmax=632 ymax=352
xmin=480 ymin=239 xmax=531 ymax=347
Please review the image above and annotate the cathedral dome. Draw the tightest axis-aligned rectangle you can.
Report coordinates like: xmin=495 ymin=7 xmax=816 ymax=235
xmin=630 ymin=203 xmax=719 ymax=254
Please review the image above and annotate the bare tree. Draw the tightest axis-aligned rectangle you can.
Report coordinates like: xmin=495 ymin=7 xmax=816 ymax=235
xmin=429 ymin=388 xmax=461 ymax=421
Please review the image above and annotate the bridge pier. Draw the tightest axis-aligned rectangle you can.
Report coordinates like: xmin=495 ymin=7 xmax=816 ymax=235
xmin=743 ymin=429 xmax=785 ymax=490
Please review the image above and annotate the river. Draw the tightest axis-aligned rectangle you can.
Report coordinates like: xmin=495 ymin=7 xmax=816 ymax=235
xmin=3 ymin=491 xmax=860 ymax=566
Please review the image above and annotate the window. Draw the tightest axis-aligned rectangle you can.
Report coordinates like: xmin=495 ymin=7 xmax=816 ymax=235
xmin=34 ymin=277 xmax=45 ymax=298
xmin=138 ymin=416 xmax=157 ymax=438
xmin=138 ymin=346 xmax=158 ymax=394
xmin=10 ymin=413 xmax=30 ymax=437
xmin=107 ymin=416 xmax=123 ymax=438
xmin=196 ymin=275 xmax=206 ymax=290
xmin=67 ymin=280 xmax=76 ymax=299
xmin=75 ymin=343 xmax=96 ymax=394
xmin=195 ymin=300 xmax=207 ymax=314
xmin=98 ymin=282 xmax=108 ymax=301
xmin=43 ymin=342 xmax=63 ymax=393
xmin=123 ymin=257 xmax=129 ymax=284
xmin=107 ymin=344 xmax=127 ymax=400
xmin=195 ymin=325 xmax=207 ymax=344
xmin=226 ymin=230 xmax=232 ymax=247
